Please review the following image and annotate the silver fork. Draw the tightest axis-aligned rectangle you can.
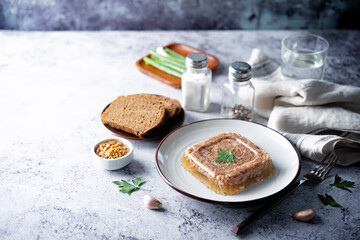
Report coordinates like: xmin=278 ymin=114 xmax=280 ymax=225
xmin=231 ymin=152 xmax=338 ymax=235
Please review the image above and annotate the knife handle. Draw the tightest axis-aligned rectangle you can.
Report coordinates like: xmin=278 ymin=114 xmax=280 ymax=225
xmin=231 ymin=179 xmax=307 ymax=235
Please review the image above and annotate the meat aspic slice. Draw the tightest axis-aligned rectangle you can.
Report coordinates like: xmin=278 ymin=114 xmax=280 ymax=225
xmin=181 ymin=132 xmax=275 ymax=195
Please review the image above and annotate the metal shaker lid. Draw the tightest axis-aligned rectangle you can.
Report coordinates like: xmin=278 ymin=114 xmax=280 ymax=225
xmin=228 ymin=61 xmax=252 ymax=82
xmin=186 ymin=52 xmax=208 ymax=69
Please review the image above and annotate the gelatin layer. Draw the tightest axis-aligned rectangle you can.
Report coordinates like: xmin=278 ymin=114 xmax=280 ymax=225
xmin=181 ymin=154 xmax=275 ymax=195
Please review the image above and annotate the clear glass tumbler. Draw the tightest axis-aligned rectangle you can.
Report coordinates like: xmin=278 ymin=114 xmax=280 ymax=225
xmin=281 ymin=33 xmax=329 ymax=81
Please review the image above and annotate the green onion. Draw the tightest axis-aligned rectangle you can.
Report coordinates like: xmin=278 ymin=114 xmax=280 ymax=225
xmin=143 ymin=47 xmax=187 ymax=78
xmin=143 ymin=57 xmax=183 ymax=78
xmin=164 ymin=48 xmax=186 ymax=61
xmin=149 ymin=50 xmax=185 ymax=69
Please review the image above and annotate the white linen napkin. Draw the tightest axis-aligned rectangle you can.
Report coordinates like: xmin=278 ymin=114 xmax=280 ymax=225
xmin=248 ymin=48 xmax=360 ymax=166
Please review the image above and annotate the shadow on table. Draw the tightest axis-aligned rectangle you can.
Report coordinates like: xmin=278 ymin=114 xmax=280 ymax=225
xmin=109 ymin=159 xmax=147 ymax=177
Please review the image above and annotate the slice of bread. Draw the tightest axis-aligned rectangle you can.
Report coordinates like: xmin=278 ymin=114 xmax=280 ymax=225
xmin=101 ymin=95 xmax=167 ymax=138
xmin=129 ymin=94 xmax=182 ymax=119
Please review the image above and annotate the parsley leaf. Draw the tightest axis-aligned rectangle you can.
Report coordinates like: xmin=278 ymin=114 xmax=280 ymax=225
xmin=330 ymin=174 xmax=355 ymax=191
xmin=318 ymin=193 xmax=341 ymax=207
xmin=132 ymin=177 xmax=144 ymax=188
xmin=113 ymin=177 xmax=144 ymax=195
xmin=216 ymin=148 xmax=236 ymax=163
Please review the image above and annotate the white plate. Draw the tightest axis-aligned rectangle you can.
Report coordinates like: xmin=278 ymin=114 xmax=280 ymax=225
xmin=155 ymin=119 xmax=301 ymax=204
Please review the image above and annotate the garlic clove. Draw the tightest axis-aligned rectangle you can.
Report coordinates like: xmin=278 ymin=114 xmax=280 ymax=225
xmin=143 ymin=194 xmax=162 ymax=210
xmin=292 ymin=209 xmax=316 ymax=222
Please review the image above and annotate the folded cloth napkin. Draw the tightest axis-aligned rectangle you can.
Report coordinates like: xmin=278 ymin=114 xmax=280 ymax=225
xmin=248 ymin=48 xmax=360 ymax=166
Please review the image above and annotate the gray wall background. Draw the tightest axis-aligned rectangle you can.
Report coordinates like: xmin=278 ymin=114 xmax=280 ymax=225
xmin=0 ymin=0 xmax=359 ymax=30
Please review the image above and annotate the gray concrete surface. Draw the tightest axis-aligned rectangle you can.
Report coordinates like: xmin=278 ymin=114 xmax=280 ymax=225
xmin=0 ymin=30 xmax=359 ymax=239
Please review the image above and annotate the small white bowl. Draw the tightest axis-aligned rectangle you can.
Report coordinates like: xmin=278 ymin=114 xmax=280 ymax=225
xmin=92 ymin=137 xmax=134 ymax=170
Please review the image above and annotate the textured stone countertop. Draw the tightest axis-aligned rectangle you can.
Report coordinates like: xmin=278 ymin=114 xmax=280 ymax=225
xmin=0 ymin=30 xmax=359 ymax=240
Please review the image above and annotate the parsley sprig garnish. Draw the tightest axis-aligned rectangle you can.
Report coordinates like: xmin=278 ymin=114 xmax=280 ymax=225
xmin=330 ymin=174 xmax=355 ymax=191
xmin=317 ymin=175 xmax=356 ymax=208
xmin=318 ymin=193 xmax=341 ymax=207
xmin=113 ymin=177 xmax=144 ymax=195
xmin=216 ymin=148 xmax=236 ymax=163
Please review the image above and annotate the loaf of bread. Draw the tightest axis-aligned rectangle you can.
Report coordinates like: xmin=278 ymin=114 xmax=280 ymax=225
xmin=101 ymin=94 xmax=181 ymax=138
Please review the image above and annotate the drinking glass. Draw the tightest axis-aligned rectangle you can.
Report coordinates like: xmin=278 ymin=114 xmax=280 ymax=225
xmin=281 ymin=33 xmax=329 ymax=81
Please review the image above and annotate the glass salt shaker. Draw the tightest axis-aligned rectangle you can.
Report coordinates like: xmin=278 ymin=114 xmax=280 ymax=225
xmin=181 ymin=52 xmax=212 ymax=112
xmin=221 ymin=61 xmax=255 ymax=121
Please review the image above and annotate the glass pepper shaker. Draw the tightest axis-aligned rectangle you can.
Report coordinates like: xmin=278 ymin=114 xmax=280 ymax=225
xmin=221 ymin=61 xmax=255 ymax=120
xmin=181 ymin=52 xmax=212 ymax=112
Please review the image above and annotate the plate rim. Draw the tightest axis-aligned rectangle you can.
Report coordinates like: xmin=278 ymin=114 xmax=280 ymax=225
xmin=155 ymin=118 xmax=301 ymax=205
